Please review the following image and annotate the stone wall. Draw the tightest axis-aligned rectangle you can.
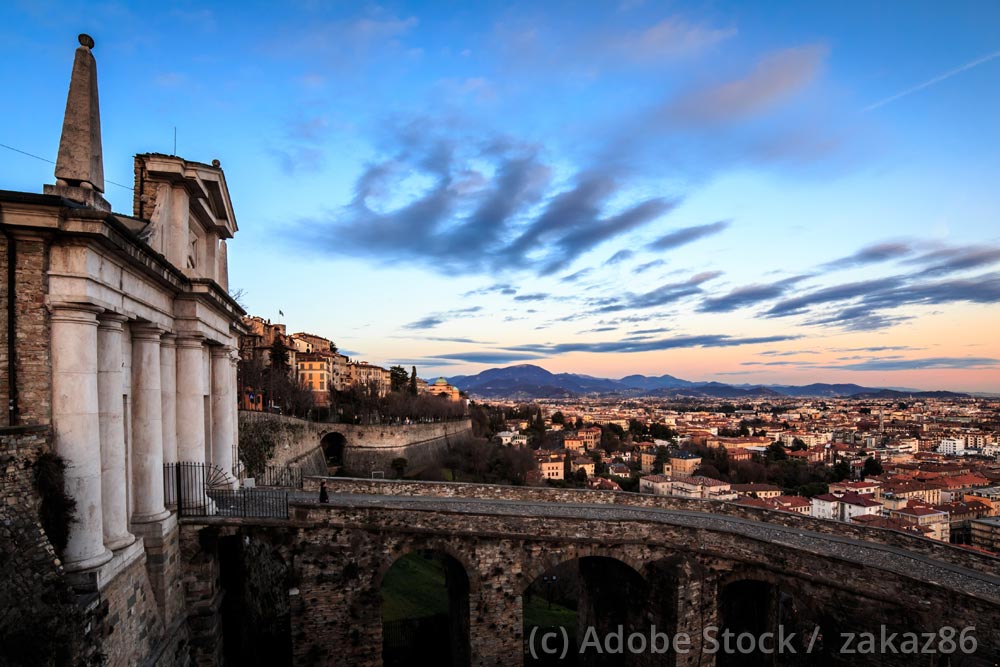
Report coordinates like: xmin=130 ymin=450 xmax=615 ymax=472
xmin=303 ymin=477 xmax=1000 ymax=576
xmin=240 ymin=411 xmax=474 ymax=477
xmin=339 ymin=419 xmax=473 ymax=475
xmin=0 ymin=233 xmax=53 ymax=427
xmin=288 ymin=446 xmax=328 ymax=478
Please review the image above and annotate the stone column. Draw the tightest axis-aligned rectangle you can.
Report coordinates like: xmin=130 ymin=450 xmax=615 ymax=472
xmin=160 ymin=334 xmax=178 ymax=464
xmin=160 ymin=333 xmax=178 ymax=506
xmin=176 ymin=335 xmax=213 ymax=510
xmin=96 ymin=312 xmax=134 ymax=550
xmin=51 ymin=304 xmax=112 ymax=571
xmin=210 ymin=346 xmax=235 ymax=482
xmin=130 ymin=324 xmax=169 ymax=523
xmin=230 ymin=353 xmax=240 ymax=478
xmin=175 ymin=335 xmax=206 ymax=463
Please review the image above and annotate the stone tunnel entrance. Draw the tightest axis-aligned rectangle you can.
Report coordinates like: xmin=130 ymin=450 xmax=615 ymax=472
xmin=320 ymin=431 xmax=347 ymax=469
xmin=524 ymin=556 xmax=677 ymax=667
xmin=381 ymin=550 xmax=471 ymax=667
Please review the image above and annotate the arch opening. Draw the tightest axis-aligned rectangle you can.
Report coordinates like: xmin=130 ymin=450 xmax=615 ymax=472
xmin=524 ymin=556 xmax=666 ymax=667
xmin=381 ymin=549 xmax=471 ymax=667
xmin=320 ymin=431 xmax=347 ymax=468
xmin=718 ymin=578 xmax=824 ymax=666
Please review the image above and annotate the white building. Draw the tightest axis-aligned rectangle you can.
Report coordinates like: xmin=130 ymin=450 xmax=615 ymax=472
xmin=937 ymin=438 xmax=966 ymax=456
xmin=811 ymin=492 xmax=883 ymax=522
xmin=639 ymin=474 xmax=673 ymax=496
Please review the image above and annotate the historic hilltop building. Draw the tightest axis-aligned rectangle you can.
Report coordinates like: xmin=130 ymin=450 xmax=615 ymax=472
xmin=1 ymin=35 xmax=243 ymax=663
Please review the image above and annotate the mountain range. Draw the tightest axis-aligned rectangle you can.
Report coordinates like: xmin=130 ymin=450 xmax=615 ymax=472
xmin=446 ymin=364 xmax=970 ymax=400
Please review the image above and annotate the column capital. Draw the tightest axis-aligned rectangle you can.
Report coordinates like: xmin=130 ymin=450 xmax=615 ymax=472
xmin=210 ymin=344 xmax=235 ymax=358
xmin=131 ymin=323 xmax=165 ymax=341
xmin=49 ymin=302 xmax=103 ymax=324
xmin=97 ymin=311 xmax=128 ymax=330
xmin=175 ymin=333 xmax=205 ymax=349
xmin=159 ymin=332 xmax=177 ymax=347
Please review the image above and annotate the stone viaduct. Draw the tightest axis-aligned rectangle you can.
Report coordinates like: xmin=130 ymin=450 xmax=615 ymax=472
xmin=179 ymin=478 xmax=1000 ymax=667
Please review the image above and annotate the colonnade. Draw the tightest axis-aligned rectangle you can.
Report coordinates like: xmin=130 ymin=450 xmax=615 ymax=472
xmin=50 ymin=304 xmax=238 ymax=571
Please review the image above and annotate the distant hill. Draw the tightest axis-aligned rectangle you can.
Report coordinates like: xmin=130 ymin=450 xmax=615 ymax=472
xmin=447 ymin=364 xmax=971 ymax=399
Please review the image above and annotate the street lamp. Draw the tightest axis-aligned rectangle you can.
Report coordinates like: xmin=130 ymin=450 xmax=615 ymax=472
xmin=542 ymin=574 xmax=558 ymax=609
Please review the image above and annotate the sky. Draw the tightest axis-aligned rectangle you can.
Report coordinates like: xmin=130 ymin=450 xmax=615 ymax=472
xmin=1 ymin=1 xmax=999 ymax=392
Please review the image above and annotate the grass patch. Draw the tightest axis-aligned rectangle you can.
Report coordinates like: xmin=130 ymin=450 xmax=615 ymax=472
xmin=523 ymin=594 xmax=576 ymax=628
xmin=381 ymin=552 xmax=449 ymax=622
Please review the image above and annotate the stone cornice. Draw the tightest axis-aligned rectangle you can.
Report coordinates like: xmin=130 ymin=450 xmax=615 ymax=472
xmin=0 ymin=189 xmax=246 ymax=322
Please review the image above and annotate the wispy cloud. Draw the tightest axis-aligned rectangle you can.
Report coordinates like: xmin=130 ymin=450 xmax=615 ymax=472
xmin=865 ymin=49 xmax=1000 ymax=112
xmin=404 ymin=306 xmax=483 ymax=330
xmin=605 ymin=249 xmax=634 ymax=265
xmin=501 ymin=332 xmax=799 ymax=356
xmin=295 ymin=124 xmax=678 ymax=276
xmin=592 ymin=271 xmax=721 ymax=313
xmin=663 ymin=45 xmax=827 ymax=125
xmin=698 ymin=276 xmax=805 ymax=312
xmin=822 ymin=241 xmax=915 ymax=269
xmin=648 ymin=220 xmax=730 ymax=251
xmin=819 ymin=357 xmax=1000 ymax=372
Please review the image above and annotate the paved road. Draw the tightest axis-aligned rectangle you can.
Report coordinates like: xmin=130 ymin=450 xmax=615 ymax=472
xmin=294 ymin=491 xmax=1000 ymax=603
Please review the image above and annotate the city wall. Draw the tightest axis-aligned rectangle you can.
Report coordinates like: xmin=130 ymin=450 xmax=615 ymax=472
xmin=240 ymin=411 xmax=474 ymax=476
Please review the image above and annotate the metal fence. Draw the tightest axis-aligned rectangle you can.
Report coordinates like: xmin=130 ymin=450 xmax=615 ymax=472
xmin=255 ymin=465 xmax=303 ymax=489
xmin=164 ymin=462 xmax=289 ymax=519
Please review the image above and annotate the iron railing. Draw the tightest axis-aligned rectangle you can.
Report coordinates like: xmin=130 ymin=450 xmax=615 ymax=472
xmin=255 ymin=465 xmax=303 ymax=489
xmin=164 ymin=462 xmax=289 ymax=519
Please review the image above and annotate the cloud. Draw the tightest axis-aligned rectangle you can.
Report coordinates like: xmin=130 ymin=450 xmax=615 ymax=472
xmin=494 ymin=14 xmax=736 ymax=75
xmin=765 ymin=277 xmax=904 ymax=318
xmin=648 ymin=220 xmax=730 ymax=251
xmin=606 ymin=18 xmax=736 ymax=62
xmin=403 ymin=306 xmax=483 ymax=330
xmin=560 ymin=268 xmax=594 ymax=283
xmin=269 ymin=146 xmax=326 ymax=175
xmin=295 ymin=126 xmax=677 ymax=276
xmin=432 ymin=351 xmax=547 ymax=364
xmin=822 ymin=241 xmax=915 ymax=269
xmin=514 ymin=293 xmax=550 ymax=302
xmin=502 ymin=332 xmax=799 ymax=356
xmin=634 ymin=259 xmax=666 ymax=273
xmin=698 ymin=276 xmax=804 ymax=312
xmin=463 ymin=283 xmax=518 ymax=297
xmin=819 ymin=357 xmax=1000 ymax=372
xmin=766 ymin=270 xmax=1000 ymax=331
xmin=663 ymin=45 xmax=827 ymax=126
xmin=605 ymin=249 xmax=634 ymax=265
xmin=865 ymin=49 xmax=1000 ymax=112
xmin=908 ymin=245 xmax=1000 ymax=277
xmin=593 ymin=271 xmax=722 ymax=313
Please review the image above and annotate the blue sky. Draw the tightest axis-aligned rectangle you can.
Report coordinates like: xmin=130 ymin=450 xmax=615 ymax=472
xmin=2 ymin=1 xmax=999 ymax=390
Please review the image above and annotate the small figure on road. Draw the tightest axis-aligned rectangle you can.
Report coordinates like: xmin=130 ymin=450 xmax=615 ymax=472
xmin=319 ymin=481 xmax=329 ymax=504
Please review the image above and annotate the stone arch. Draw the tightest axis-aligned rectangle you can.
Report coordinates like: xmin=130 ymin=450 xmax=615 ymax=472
xmin=371 ymin=537 xmax=482 ymax=596
xmin=523 ymin=551 xmax=655 ymax=666
xmin=319 ymin=431 xmax=347 ymax=467
xmin=519 ymin=543 xmax=648 ymax=596
xmin=379 ymin=545 xmax=472 ymax=667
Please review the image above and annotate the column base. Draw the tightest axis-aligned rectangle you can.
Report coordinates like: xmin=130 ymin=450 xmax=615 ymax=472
xmin=105 ymin=532 xmax=137 ymax=551
xmin=62 ymin=546 xmax=114 ymax=574
xmin=131 ymin=508 xmax=172 ymax=524
xmin=65 ymin=539 xmax=146 ymax=593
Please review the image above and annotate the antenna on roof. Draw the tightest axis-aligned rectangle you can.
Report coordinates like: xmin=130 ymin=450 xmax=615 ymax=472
xmin=173 ymin=127 xmax=177 ymax=156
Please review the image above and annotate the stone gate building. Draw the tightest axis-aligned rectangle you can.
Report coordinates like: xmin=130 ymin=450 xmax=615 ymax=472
xmin=1 ymin=34 xmax=243 ymax=664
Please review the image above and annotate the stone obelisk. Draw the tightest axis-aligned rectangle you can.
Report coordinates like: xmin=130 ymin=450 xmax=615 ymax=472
xmin=44 ymin=34 xmax=111 ymax=212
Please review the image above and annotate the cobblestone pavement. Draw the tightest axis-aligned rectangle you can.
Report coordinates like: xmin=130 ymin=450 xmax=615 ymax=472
xmin=295 ymin=491 xmax=1000 ymax=602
